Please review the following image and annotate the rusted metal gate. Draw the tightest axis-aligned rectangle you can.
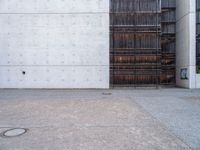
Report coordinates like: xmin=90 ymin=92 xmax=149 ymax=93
xmin=110 ymin=0 xmax=161 ymax=87
xmin=197 ymin=0 xmax=200 ymax=69
xmin=110 ymin=0 xmax=176 ymax=87
xmin=161 ymin=0 xmax=176 ymax=85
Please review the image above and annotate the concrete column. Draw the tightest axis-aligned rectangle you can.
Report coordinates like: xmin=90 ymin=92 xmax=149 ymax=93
xmin=176 ymin=0 xmax=196 ymax=88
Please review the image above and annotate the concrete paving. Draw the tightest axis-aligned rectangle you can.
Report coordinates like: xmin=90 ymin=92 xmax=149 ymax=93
xmin=0 ymin=89 xmax=199 ymax=150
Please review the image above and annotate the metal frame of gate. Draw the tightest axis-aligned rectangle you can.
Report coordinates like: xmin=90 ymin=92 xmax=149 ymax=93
xmin=110 ymin=0 xmax=161 ymax=87
xmin=160 ymin=0 xmax=176 ymax=85
xmin=197 ymin=0 xmax=200 ymax=69
xmin=110 ymin=0 xmax=176 ymax=88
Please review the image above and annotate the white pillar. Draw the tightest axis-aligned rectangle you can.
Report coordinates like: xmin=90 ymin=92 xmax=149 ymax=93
xmin=176 ymin=0 xmax=196 ymax=88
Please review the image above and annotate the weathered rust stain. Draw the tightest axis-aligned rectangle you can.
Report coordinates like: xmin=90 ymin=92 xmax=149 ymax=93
xmin=110 ymin=0 xmax=176 ymax=86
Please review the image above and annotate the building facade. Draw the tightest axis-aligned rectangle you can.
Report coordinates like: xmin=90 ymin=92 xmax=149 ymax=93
xmin=0 ymin=0 xmax=109 ymax=88
xmin=0 ymin=0 xmax=199 ymax=89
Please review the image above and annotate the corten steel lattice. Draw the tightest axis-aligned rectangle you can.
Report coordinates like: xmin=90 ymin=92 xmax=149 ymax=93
xmin=110 ymin=0 xmax=161 ymax=87
xmin=161 ymin=0 xmax=176 ymax=85
xmin=197 ymin=0 xmax=200 ymax=68
xmin=110 ymin=0 xmax=176 ymax=87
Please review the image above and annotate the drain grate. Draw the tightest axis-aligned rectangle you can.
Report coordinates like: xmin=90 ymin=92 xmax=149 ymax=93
xmin=102 ymin=92 xmax=112 ymax=96
xmin=1 ymin=128 xmax=28 ymax=138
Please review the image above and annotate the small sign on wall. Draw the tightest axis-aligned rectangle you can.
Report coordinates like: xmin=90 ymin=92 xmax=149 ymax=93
xmin=180 ymin=68 xmax=188 ymax=80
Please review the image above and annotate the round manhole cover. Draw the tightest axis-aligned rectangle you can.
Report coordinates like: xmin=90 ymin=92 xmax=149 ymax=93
xmin=1 ymin=128 xmax=28 ymax=138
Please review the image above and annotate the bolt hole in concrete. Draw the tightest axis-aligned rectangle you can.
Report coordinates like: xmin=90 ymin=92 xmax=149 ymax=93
xmin=1 ymin=128 xmax=28 ymax=138
xmin=22 ymin=71 xmax=26 ymax=75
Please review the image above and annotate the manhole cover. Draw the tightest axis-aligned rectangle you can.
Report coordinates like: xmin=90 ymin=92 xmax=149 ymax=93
xmin=1 ymin=128 xmax=28 ymax=138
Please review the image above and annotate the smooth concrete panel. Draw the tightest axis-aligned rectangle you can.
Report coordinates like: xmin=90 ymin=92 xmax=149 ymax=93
xmin=176 ymin=13 xmax=196 ymax=67
xmin=0 ymin=0 xmax=109 ymax=89
xmin=196 ymin=74 xmax=200 ymax=88
xmin=0 ymin=0 xmax=109 ymax=13
xmin=176 ymin=15 xmax=190 ymax=66
xmin=0 ymin=66 xmax=109 ymax=88
xmin=0 ymin=14 xmax=109 ymax=66
xmin=176 ymin=0 xmax=189 ymax=20
xmin=176 ymin=0 xmax=195 ymax=21
xmin=189 ymin=13 xmax=196 ymax=66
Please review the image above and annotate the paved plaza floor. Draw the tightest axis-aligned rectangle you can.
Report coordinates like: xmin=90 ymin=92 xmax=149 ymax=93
xmin=0 ymin=88 xmax=199 ymax=150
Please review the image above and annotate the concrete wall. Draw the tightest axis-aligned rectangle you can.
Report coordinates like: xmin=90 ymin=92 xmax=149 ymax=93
xmin=176 ymin=0 xmax=196 ymax=88
xmin=0 ymin=0 xmax=109 ymax=88
xmin=196 ymin=74 xmax=200 ymax=88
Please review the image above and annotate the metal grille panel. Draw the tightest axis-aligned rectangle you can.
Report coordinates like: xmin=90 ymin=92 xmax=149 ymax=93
xmin=110 ymin=0 xmax=176 ymax=87
xmin=110 ymin=0 xmax=161 ymax=87
xmin=197 ymin=0 xmax=200 ymax=69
